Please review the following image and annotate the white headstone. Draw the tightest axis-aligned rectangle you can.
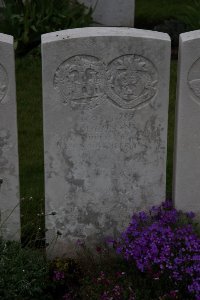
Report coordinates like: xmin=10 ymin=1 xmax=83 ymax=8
xmin=174 ymin=30 xmax=200 ymax=214
xmin=79 ymin=0 xmax=135 ymax=27
xmin=0 ymin=33 xmax=20 ymax=240
xmin=42 ymin=27 xmax=171 ymax=256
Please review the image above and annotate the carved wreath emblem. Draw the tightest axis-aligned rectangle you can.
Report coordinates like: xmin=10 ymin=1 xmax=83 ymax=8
xmin=54 ymin=54 xmax=158 ymax=110
xmin=188 ymin=57 xmax=200 ymax=102
xmin=0 ymin=63 xmax=8 ymax=103
xmin=106 ymin=55 xmax=158 ymax=109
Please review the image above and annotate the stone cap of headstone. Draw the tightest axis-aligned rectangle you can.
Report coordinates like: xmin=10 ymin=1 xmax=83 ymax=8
xmin=42 ymin=27 xmax=170 ymax=44
xmin=179 ymin=29 xmax=200 ymax=42
xmin=0 ymin=33 xmax=13 ymax=44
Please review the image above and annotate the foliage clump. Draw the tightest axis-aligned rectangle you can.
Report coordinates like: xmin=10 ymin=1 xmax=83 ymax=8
xmin=0 ymin=0 xmax=93 ymax=55
xmin=0 ymin=239 xmax=49 ymax=299
xmin=49 ymin=201 xmax=200 ymax=299
xmin=49 ymin=257 xmax=81 ymax=299
xmin=1 ymin=201 xmax=200 ymax=299
xmin=114 ymin=201 xmax=200 ymax=299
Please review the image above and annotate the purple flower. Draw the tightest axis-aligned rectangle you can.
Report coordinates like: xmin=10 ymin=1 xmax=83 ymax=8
xmin=62 ymin=291 xmax=75 ymax=300
xmin=113 ymin=201 xmax=200 ymax=299
xmin=76 ymin=239 xmax=85 ymax=248
xmin=52 ymin=270 xmax=65 ymax=281
xmin=186 ymin=211 xmax=195 ymax=219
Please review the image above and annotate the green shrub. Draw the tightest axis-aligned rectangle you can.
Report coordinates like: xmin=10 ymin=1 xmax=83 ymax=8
xmin=49 ymin=257 xmax=82 ymax=299
xmin=0 ymin=0 xmax=93 ymax=56
xmin=0 ymin=238 xmax=50 ymax=299
xmin=177 ymin=0 xmax=200 ymax=30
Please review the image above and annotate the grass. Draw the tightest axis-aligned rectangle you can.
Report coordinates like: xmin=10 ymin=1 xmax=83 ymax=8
xmin=16 ymin=54 xmax=44 ymax=200
xmin=166 ymin=61 xmax=177 ymax=198
xmin=135 ymin=0 xmax=192 ymax=28
xmin=16 ymin=53 xmax=44 ymax=238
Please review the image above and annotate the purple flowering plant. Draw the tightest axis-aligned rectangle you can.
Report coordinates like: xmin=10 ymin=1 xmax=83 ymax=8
xmin=48 ymin=201 xmax=200 ymax=299
xmin=49 ymin=257 xmax=81 ymax=299
xmin=112 ymin=200 xmax=200 ymax=300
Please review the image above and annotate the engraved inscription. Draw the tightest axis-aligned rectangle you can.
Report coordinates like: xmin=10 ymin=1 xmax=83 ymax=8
xmin=106 ymin=55 xmax=158 ymax=109
xmin=0 ymin=64 xmax=8 ymax=103
xmin=54 ymin=55 xmax=106 ymax=109
xmin=188 ymin=57 xmax=200 ymax=102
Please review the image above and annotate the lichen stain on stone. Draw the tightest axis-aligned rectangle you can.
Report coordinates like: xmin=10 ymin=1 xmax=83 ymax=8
xmin=76 ymin=205 xmax=103 ymax=227
xmin=65 ymin=176 xmax=85 ymax=192
xmin=122 ymin=170 xmax=141 ymax=186
xmin=54 ymin=202 xmax=122 ymax=240
xmin=61 ymin=151 xmax=74 ymax=173
xmin=73 ymin=126 xmax=87 ymax=144
xmin=47 ymin=109 xmax=166 ymax=247
xmin=60 ymin=149 xmax=85 ymax=192
xmin=0 ymin=129 xmax=11 ymax=173
xmin=47 ymin=155 xmax=59 ymax=178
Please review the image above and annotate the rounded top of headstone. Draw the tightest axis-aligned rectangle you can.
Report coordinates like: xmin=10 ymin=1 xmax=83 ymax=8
xmin=0 ymin=33 xmax=13 ymax=44
xmin=41 ymin=27 xmax=170 ymax=44
xmin=180 ymin=30 xmax=200 ymax=43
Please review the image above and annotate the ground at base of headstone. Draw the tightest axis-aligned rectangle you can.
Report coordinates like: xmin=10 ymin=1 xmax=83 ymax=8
xmin=1 ymin=201 xmax=199 ymax=300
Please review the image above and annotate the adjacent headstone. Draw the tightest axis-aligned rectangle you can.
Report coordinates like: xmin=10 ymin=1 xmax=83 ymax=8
xmin=173 ymin=30 xmax=200 ymax=214
xmin=42 ymin=27 xmax=171 ymax=257
xmin=0 ymin=33 xmax=20 ymax=240
xmin=79 ymin=0 xmax=135 ymax=27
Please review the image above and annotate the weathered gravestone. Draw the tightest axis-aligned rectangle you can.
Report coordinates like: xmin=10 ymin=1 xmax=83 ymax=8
xmin=0 ymin=33 xmax=20 ymax=240
xmin=78 ymin=0 xmax=135 ymax=27
xmin=42 ymin=27 xmax=171 ymax=256
xmin=174 ymin=30 xmax=200 ymax=214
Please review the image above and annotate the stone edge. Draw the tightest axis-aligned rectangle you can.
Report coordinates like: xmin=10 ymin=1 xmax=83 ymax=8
xmin=0 ymin=33 xmax=13 ymax=44
xmin=41 ymin=27 xmax=170 ymax=44
xmin=180 ymin=30 xmax=200 ymax=43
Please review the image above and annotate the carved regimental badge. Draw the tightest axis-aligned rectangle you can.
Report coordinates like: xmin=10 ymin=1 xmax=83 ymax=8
xmin=54 ymin=55 xmax=106 ymax=109
xmin=0 ymin=64 xmax=8 ymax=103
xmin=106 ymin=55 xmax=158 ymax=109
xmin=188 ymin=57 xmax=200 ymax=103
xmin=54 ymin=54 xmax=158 ymax=110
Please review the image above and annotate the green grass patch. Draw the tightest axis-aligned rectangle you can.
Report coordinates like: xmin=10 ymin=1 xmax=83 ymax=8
xmin=167 ymin=60 xmax=177 ymax=198
xmin=16 ymin=53 xmax=43 ymax=199
xmin=0 ymin=239 xmax=48 ymax=299
xmin=135 ymin=0 xmax=192 ymax=28
xmin=16 ymin=53 xmax=44 ymax=239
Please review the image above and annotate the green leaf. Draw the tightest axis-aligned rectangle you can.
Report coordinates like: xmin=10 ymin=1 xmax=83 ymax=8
xmin=30 ymin=25 xmax=37 ymax=32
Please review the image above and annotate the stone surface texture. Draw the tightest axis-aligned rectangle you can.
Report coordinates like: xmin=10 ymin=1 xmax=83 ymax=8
xmin=174 ymin=30 xmax=200 ymax=213
xmin=79 ymin=0 xmax=135 ymax=27
xmin=42 ymin=27 xmax=171 ymax=257
xmin=0 ymin=33 xmax=20 ymax=240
